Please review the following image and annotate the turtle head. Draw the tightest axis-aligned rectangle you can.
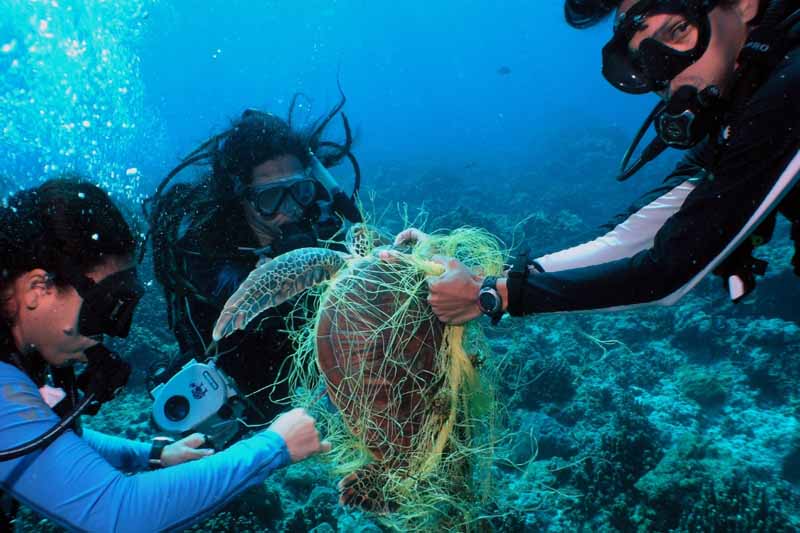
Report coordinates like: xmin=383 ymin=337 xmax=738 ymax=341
xmin=345 ymin=223 xmax=394 ymax=258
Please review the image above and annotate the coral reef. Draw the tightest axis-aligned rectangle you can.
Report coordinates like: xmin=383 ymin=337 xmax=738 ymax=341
xmin=12 ymin=150 xmax=800 ymax=531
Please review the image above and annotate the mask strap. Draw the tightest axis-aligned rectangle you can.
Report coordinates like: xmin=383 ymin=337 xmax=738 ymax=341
xmin=56 ymin=264 xmax=95 ymax=298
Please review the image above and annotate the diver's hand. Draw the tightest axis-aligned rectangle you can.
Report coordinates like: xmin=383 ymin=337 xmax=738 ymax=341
xmin=393 ymin=227 xmax=430 ymax=247
xmin=427 ymin=255 xmax=483 ymax=325
xmin=268 ymin=408 xmax=331 ymax=463
xmin=379 ymin=227 xmax=430 ymax=263
xmin=161 ymin=433 xmax=215 ymax=467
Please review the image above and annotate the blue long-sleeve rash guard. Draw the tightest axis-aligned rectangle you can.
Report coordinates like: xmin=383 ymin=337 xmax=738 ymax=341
xmin=0 ymin=361 xmax=291 ymax=532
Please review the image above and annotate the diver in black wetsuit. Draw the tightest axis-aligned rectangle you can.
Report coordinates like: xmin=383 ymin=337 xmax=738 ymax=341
xmin=146 ymin=94 xmax=361 ymax=429
xmin=395 ymin=0 xmax=800 ymax=324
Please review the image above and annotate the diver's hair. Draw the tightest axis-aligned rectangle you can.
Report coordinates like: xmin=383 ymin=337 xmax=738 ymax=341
xmin=564 ymin=0 xmax=741 ymax=28
xmin=212 ymin=112 xmax=309 ymax=195
xmin=0 ymin=177 xmax=138 ymax=329
xmin=206 ymin=99 xmax=354 ymax=202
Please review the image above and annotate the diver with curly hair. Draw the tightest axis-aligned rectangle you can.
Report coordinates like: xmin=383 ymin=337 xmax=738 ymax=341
xmin=146 ymin=90 xmax=361 ymax=443
xmin=396 ymin=0 xmax=800 ymax=325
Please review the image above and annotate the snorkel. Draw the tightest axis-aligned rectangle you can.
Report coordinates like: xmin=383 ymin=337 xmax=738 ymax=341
xmin=309 ymin=150 xmax=362 ymax=230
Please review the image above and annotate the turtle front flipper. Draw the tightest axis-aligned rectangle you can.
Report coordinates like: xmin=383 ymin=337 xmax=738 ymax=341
xmin=212 ymin=247 xmax=348 ymax=341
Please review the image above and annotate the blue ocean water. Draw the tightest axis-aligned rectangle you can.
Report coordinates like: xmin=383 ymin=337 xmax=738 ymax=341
xmin=139 ymin=1 xmax=646 ymax=168
xmin=3 ymin=1 xmax=800 ymax=531
xmin=1 ymin=0 xmax=663 ymax=205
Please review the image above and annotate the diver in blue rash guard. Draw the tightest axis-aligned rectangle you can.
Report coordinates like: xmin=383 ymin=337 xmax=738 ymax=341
xmin=0 ymin=178 xmax=329 ymax=532
xmin=394 ymin=0 xmax=800 ymax=324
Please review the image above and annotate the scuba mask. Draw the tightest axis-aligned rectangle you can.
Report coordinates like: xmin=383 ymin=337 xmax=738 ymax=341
xmin=239 ymin=153 xmax=355 ymax=255
xmin=63 ymin=267 xmax=145 ymax=338
xmin=602 ymin=0 xmax=718 ymax=94
xmin=245 ymin=173 xmax=318 ymax=219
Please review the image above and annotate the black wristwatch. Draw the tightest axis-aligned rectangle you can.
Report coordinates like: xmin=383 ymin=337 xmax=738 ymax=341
xmin=478 ymin=276 xmax=504 ymax=325
xmin=148 ymin=436 xmax=174 ymax=469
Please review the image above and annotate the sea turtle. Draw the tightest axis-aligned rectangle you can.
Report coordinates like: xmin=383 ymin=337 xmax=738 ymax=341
xmin=212 ymin=224 xmax=449 ymax=511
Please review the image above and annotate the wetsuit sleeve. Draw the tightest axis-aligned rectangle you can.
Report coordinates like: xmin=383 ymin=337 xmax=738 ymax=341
xmin=534 ymin=144 xmax=712 ymax=273
xmin=511 ymin=49 xmax=800 ymax=315
xmin=535 ymin=175 xmax=699 ymax=272
xmin=0 ymin=363 xmax=290 ymax=533
xmin=81 ymin=429 xmax=151 ymax=472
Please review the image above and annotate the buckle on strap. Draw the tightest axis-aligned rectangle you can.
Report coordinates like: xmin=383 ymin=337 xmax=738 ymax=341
xmin=506 ymin=249 xmax=531 ymax=315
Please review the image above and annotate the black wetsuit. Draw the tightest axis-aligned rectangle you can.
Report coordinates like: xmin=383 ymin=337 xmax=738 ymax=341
xmin=510 ymin=27 xmax=800 ymax=315
xmin=168 ymin=206 xmax=297 ymax=423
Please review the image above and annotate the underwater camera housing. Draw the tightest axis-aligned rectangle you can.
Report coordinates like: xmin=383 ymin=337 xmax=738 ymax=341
xmin=150 ymin=360 xmax=245 ymax=449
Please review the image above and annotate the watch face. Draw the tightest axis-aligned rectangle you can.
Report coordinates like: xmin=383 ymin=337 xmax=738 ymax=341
xmin=479 ymin=290 xmax=498 ymax=314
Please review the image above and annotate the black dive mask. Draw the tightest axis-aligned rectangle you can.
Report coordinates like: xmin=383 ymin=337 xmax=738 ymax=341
xmin=66 ymin=267 xmax=144 ymax=338
xmin=245 ymin=173 xmax=318 ymax=219
xmin=603 ymin=0 xmax=718 ymax=94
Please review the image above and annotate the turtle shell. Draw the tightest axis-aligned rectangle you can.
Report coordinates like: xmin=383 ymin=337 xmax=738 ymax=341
xmin=316 ymin=256 xmax=444 ymax=465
